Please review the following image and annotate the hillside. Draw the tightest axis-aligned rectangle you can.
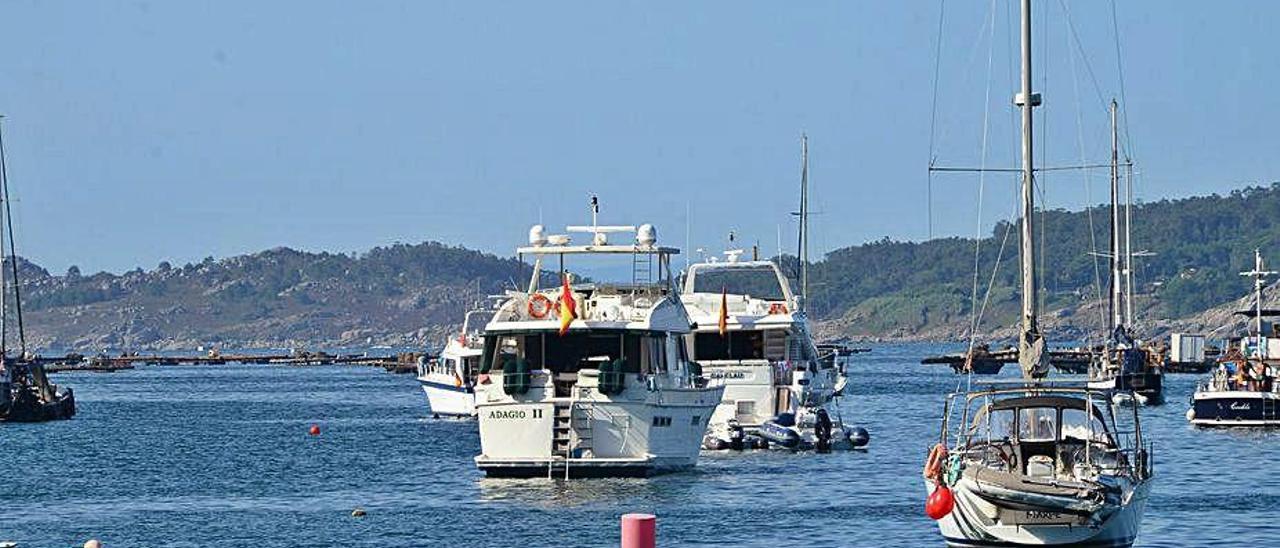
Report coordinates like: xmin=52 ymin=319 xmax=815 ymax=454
xmin=8 ymin=183 xmax=1280 ymax=351
xmin=12 ymin=243 xmax=535 ymax=352
xmin=808 ymin=183 xmax=1280 ymax=341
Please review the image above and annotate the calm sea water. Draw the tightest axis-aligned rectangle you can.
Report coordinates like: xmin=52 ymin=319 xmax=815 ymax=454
xmin=3 ymin=343 xmax=1275 ymax=547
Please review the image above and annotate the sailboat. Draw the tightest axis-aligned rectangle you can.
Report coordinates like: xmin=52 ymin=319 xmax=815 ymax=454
xmin=1086 ymin=101 xmax=1163 ymax=405
xmin=0 ymin=119 xmax=76 ymax=423
xmin=683 ymin=136 xmax=864 ymax=452
xmin=923 ymin=2 xmax=1152 ymax=545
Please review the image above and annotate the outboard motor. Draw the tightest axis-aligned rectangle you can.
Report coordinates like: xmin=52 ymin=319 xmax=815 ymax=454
xmin=728 ymin=420 xmax=745 ymax=451
xmin=814 ymin=409 xmax=833 ymax=453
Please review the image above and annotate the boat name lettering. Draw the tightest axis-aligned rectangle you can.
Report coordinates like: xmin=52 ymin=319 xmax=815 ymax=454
xmin=1230 ymin=402 xmax=1252 ymax=411
xmin=1025 ymin=511 xmax=1061 ymax=520
xmin=709 ymin=371 xmax=747 ymax=379
xmin=489 ymin=410 xmax=527 ymax=419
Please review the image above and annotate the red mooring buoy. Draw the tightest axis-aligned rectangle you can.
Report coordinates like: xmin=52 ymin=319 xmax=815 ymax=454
xmin=309 ymin=424 xmax=321 ymax=436
xmin=925 ymin=485 xmax=955 ymax=520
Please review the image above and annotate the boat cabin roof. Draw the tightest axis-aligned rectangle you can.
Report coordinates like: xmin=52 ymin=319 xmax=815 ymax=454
xmin=987 ymin=395 xmax=1094 ymax=412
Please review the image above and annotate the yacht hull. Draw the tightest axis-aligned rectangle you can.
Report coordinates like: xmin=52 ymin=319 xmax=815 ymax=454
xmin=1190 ymin=390 xmax=1280 ymax=426
xmin=418 ymin=375 xmax=476 ymax=417
xmin=475 ymin=388 xmax=721 ymax=478
xmin=928 ymin=479 xmax=1149 ymax=547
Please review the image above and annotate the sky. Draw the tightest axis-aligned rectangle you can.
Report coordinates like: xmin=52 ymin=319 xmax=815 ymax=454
xmin=0 ymin=1 xmax=1276 ymax=274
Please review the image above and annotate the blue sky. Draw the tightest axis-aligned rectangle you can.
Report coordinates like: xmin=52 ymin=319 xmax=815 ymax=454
xmin=0 ymin=1 xmax=1275 ymax=274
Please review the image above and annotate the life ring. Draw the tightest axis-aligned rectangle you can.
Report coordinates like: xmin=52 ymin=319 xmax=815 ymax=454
xmin=527 ymin=294 xmax=553 ymax=319
xmin=768 ymin=302 xmax=788 ymax=315
xmin=923 ymin=443 xmax=948 ymax=481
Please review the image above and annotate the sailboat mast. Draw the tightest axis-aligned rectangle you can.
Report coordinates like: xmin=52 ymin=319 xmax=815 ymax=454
xmin=1124 ymin=159 xmax=1135 ymax=328
xmin=0 ymin=118 xmax=8 ymax=358
xmin=1109 ymin=100 xmax=1123 ymax=335
xmin=1016 ymin=0 xmax=1046 ymax=378
xmin=799 ymin=133 xmax=809 ymax=312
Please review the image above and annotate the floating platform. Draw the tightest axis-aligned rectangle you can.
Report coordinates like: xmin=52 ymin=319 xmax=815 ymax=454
xmin=921 ymin=347 xmax=1093 ymax=375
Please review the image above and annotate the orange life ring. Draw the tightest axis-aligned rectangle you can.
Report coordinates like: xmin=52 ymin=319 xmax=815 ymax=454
xmin=923 ymin=443 xmax=948 ymax=481
xmin=527 ymin=294 xmax=553 ymax=319
xmin=768 ymin=302 xmax=788 ymax=315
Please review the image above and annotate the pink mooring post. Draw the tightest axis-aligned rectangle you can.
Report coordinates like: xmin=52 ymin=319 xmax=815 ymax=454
xmin=620 ymin=513 xmax=656 ymax=548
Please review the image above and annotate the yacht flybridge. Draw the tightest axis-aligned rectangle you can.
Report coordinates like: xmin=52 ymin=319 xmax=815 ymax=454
xmin=681 ymin=253 xmax=861 ymax=451
xmin=417 ymin=307 xmax=493 ymax=418
xmin=924 ymin=1 xmax=1151 ymax=544
xmin=472 ymin=199 xmax=723 ymax=478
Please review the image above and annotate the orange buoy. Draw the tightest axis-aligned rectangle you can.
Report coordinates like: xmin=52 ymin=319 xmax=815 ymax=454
xmin=309 ymin=424 xmax=321 ymax=436
xmin=925 ymin=485 xmax=955 ymax=520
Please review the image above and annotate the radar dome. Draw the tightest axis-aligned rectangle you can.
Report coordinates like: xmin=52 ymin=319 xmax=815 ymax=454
xmin=637 ymin=224 xmax=657 ymax=246
xmin=528 ymin=225 xmax=547 ymax=246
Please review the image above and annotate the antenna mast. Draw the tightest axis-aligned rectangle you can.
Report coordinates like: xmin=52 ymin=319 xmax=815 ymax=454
xmin=1242 ymin=249 xmax=1276 ymax=358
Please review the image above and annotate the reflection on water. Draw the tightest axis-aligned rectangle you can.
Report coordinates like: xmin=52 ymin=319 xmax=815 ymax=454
xmin=2 ymin=343 xmax=1277 ymax=547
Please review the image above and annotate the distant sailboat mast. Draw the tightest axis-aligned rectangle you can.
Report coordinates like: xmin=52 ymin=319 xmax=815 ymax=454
xmin=797 ymin=133 xmax=810 ymax=313
xmin=1108 ymin=100 xmax=1124 ymax=337
xmin=1016 ymin=0 xmax=1049 ymax=379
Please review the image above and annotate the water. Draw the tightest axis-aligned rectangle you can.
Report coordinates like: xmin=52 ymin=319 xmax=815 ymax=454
xmin=3 ymin=343 xmax=1275 ymax=547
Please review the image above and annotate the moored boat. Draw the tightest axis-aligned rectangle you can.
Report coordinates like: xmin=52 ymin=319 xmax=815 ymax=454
xmin=417 ymin=307 xmax=493 ymax=418
xmin=924 ymin=1 xmax=1151 ymax=543
xmin=472 ymin=199 xmax=723 ymax=478
xmin=1188 ymin=250 xmax=1280 ymax=426
xmin=0 ymin=120 xmax=75 ymax=424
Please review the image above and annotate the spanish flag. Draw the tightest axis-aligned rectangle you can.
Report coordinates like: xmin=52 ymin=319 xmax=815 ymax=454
xmin=718 ymin=286 xmax=728 ymax=337
xmin=558 ymin=272 xmax=577 ymax=335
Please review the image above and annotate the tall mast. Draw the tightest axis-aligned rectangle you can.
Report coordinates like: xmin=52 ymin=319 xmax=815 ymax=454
xmin=1016 ymin=0 xmax=1048 ymax=378
xmin=798 ymin=133 xmax=809 ymax=312
xmin=0 ymin=116 xmax=7 ymax=359
xmin=1108 ymin=100 xmax=1123 ymax=336
xmin=1124 ymin=158 xmax=1135 ymax=329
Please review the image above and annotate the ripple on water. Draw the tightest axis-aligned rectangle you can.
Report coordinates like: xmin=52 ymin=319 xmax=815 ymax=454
xmin=2 ymin=343 xmax=1276 ymax=547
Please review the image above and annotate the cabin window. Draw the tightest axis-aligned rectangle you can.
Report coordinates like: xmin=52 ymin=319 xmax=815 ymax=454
xmin=652 ymin=416 xmax=672 ymax=427
xmin=973 ymin=408 xmax=1015 ymax=441
xmin=694 ymin=331 xmax=765 ymax=361
xmin=1018 ymin=408 xmax=1058 ymax=442
xmin=691 ymin=265 xmax=787 ymax=300
xmin=1061 ymin=408 xmax=1111 ymax=443
xmin=483 ymin=331 xmax=665 ymax=375
xmin=691 ymin=415 xmax=701 ymax=425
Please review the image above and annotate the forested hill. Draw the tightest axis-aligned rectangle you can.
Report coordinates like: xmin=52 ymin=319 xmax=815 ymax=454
xmin=808 ymin=183 xmax=1280 ymax=340
xmin=10 ymin=183 xmax=1280 ymax=351
xmin=15 ymin=243 xmax=534 ymax=351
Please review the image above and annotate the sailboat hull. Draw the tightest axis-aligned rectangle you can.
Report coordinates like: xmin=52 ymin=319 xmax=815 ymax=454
xmin=0 ymin=386 xmax=76 ymax=422
xmin=928 ymin=478 xmax=1150 ymax=547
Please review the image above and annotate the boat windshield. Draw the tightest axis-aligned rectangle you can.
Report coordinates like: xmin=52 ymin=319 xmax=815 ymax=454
xmin=481 ymin=330 xmax=675 ymax=376
xmin=968 ymin=400 xmax=1113 ymax=445
xmin=691 ymin=265 xmax=787 ymax=301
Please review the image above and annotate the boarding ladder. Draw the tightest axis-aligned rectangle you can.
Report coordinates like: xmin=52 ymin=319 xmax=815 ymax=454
xmin=551 ymin=399 xmax=595 ymax=479
xmin=1265 ymin=396 xmax=1276 ymax=422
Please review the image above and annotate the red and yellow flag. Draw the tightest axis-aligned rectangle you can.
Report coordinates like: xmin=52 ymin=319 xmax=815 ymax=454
xmin=558 ymin=272 xmax=577 ymax=335
xmin=718 ymin=286 xmax=729 ymax=337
